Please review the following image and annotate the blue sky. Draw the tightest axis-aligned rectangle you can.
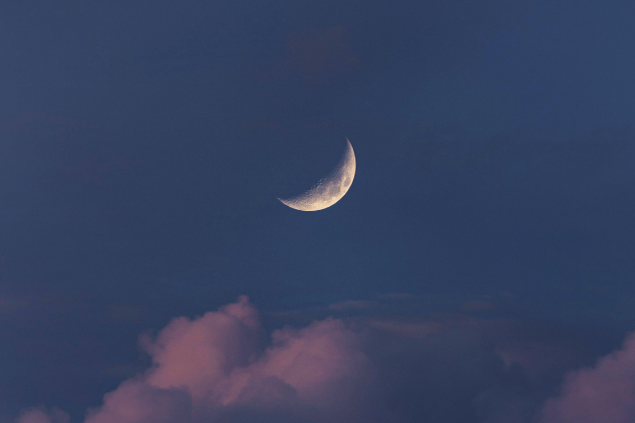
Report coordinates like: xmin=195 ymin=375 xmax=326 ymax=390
xmin=2 ymin=1 xmax=635 ymax=422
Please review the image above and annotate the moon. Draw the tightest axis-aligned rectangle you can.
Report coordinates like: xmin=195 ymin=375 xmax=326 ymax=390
xmin=278 ymin=139 xmax=356 ymax=211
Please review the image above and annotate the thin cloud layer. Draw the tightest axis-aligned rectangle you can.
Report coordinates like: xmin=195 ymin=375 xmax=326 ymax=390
xmin=538 ymin=332 xmax=635 ymax=423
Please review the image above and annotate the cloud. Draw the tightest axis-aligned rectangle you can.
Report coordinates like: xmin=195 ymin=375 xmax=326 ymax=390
xmin=464 ymin=318 xmax=595 ymax=385
xmin=537 ymin=332 xmax=635 ymax=423
xmin=327 ymin=299 xmax=374 ymax=311
xmin=16 ymin=407 xmax=69 ymax=423
xmin=21 ymin=296 xmax=628 ymax=423
xmin=69 ymin=296 xmax=377 ymax=423
xmin=366 ymin=313 xmax=592 ymax=385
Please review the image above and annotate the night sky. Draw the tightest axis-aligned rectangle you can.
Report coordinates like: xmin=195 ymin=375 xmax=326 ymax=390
xmin=2 ymin=1 xmax=635 ymax=422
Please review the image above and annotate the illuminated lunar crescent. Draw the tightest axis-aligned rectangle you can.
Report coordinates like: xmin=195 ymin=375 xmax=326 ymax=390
xmin=278 ymin=139 xmax=356 ymax=211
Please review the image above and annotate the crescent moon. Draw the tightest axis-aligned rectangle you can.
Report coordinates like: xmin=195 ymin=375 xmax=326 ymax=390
xmin=278 ymin=139 xmax=356 ymax=211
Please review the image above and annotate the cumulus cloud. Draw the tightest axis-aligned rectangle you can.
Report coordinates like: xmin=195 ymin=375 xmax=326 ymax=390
xmin=16 ymin=407 xmax=69 ymax=423
xmin=537 ymin=332 xmax=635 ymax=423
xmin=22 ymin=296 xmax=631 ymax=423
xmin=67 ymin=296 xmax=377 ymax=423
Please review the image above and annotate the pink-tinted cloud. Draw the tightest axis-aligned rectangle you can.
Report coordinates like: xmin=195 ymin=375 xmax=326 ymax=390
xmin=73 ymin=296 xmax=375 ymax=423
xmin=537 ymin=332 xmax=635 ymax=423
xmin=140 ymin=295 xmax=261 ymax=403
xmin=22 ymin=297 xmax=617 ymax=423
xmin=16 ymin=407 xmax=69 ymax=423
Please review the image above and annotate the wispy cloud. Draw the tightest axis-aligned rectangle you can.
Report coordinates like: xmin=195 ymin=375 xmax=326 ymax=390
xmin=0 ymin=295 xmax=33 ymax=314
xmin=327 ymin=299 xmax=374 ymax=311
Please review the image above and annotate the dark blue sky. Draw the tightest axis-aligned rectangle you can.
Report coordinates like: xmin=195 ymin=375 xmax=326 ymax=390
xmin=2 ymin=1 xmax=635 ymax=422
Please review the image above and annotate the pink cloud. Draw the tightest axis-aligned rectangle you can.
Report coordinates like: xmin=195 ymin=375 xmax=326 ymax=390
xmin=69 ymin=296 xmax=375 ymax=423
xmin=537 ymin=332 xmax=635 ymax=423
xmin=255 ymin=318 xmax=371 ymax=403
xmin=141 ymin=295 xmax=261 ymax=403
xmin=26 ymin=297 xmax=616 ymax=423
xmin=16 ymin=408 xmax=69 ymax=423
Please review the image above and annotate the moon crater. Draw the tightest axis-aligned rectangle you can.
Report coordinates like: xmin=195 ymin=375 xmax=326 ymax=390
xmin=278 ymin=139 xmax=356 ymax=211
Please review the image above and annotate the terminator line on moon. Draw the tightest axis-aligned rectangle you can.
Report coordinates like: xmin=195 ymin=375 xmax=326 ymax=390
xmin=278 ymin=139 xmax=356 ymax=211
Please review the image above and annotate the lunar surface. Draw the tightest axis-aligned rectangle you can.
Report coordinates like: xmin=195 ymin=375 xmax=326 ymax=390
xmin=278 ymin=139 xmax=356 ymax=211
